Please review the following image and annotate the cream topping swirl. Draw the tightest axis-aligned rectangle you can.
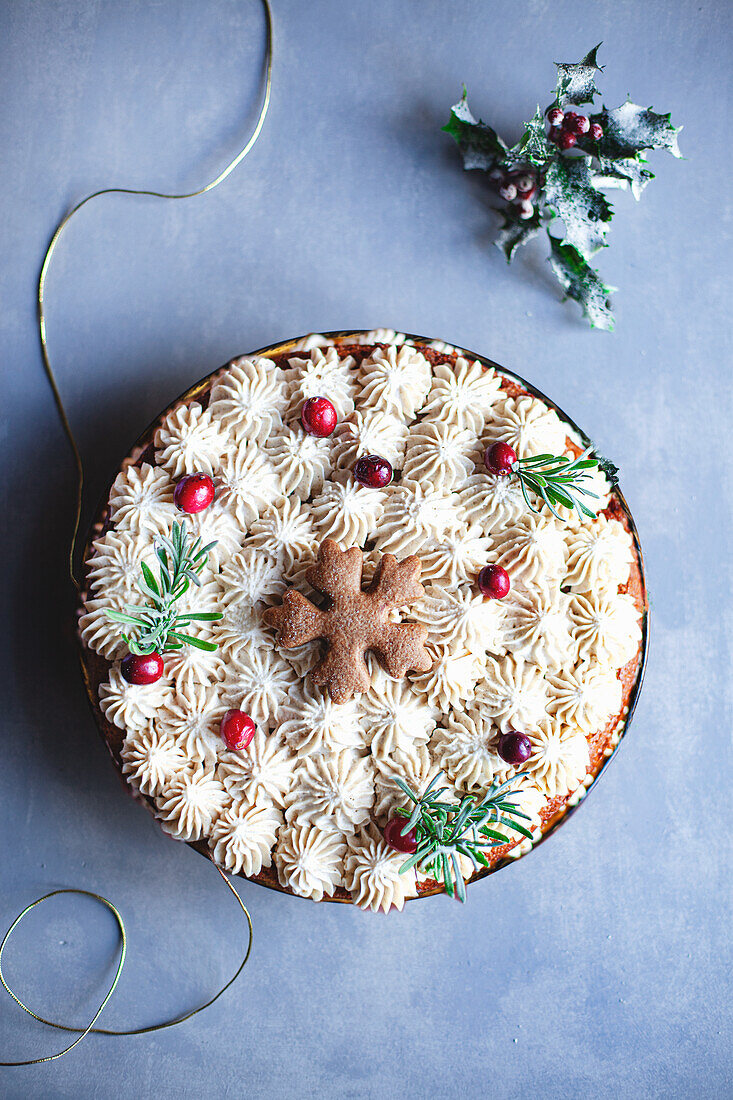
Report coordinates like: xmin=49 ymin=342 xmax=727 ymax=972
xmin=547 ymin=660 xmax=622 ymax=735
xmin=501 ymin=584 xmax=573 ymax=670
xmin=331 ymin=408 xmax=408 ymax=470
xmin=285 ymin=751 xmax=374 ymax=833
xmin=208 ymin=356 xmax=288 ymax=441
xmin=568 ymin=589 xmax=641 ymax=669
xmin=215 ymin=444 xmax=281 ymax=528
xmin=343 ymin=824 xmax=418 ymax=912
xmin=373 ymin=484 xmax=464 ymax=558
xmin=265 ymin=423 xmax=333 ymax=499
xmin=491 ymin=513 xmax=567 ymax=584
xmin=419 ymin=525 xmax=492 ymax=588
xmin=222 ymin=647 xmax=298 ymax=727
xmin=421 ymin=358 xmax=502 ymax=432
xmin=120 ymin=725 xmax=190 ymax=797
xmin=285 ymin=347 xmax=357 ymax=419
xmin=154 ymin=681 xmax=226 ymax=765
xmin=475 ymin=654 xmax=551 ymax=733
xmin=156 ymin=767 xmax=228 ymax=841
xmin=154 ymin=402 xmax=227 ymax=479
xmin=274 ymin=822 xmax=346 ymax=901
xmin=99 ymin=665 xmax=172 ymax=731
xmin=245 ymin=497 xmax=318 ymax=583
xmin=412 ymin=583 xmax=504 ymax=653
xmin=218 ymin=729 xmax=294 ymax=809
xmin=481 ymin=394 xmax=567 ymax=458
xmin=525 ymin=717 xmax=590 ymax=798
xmin=274 ymin=682 xmax=365 ymax=756
xmin=108 ymin=462 xmax=177 ymax=536
xmin=458 ymin=471 xmax=528 ymax=532
xmin=433 ymin=708 xmax=508 ymax=792
xmin=402 ymin=420 xmax=475 ymax=491
xmin=310 ymin=472 xmax=387 ymax=547
xmin=208 ymin=801 xmax=282 ymax=875
xmin=357 ymin=344 xmax=432 ymax=419
xmin=564 ymin=515 xmax=633 ymax=594
xmin=361 ymin=673 xmax=437 ymax=759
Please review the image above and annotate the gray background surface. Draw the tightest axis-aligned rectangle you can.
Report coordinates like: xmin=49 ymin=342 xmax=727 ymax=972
xmin=1 ymin=1 xmax=731 ymax=1097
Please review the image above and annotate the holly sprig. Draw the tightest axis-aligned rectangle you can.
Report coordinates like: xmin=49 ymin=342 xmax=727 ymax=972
xmin=105 ymin=520 xmax=222 ymax=655
xmin=394 ymin=772 xmax=534 ymax=902
xmin=443 ymin=44 xmax=682 ymax=328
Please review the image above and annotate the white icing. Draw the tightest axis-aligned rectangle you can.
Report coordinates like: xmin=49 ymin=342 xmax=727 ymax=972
xmin=208 ymin=356 xmax=288 ymax=442
xmin=215 ymin=443 xmax=281 ymax=528
xmin=186 ymin=498 xmax=244 ymax=571
xmin=433 ymin=709 xmax=508 ymax=792
xmin=412 ymin=583 xmax=504 ymax=654
xmin=210 ymin=597 xmax=275 ymax=663
xmin=357 ymin=345 xmax=432 ymax=419
xmin=245 ymin=497 xmax=318 ymax=584
xmin=402 ymin=420 xmax=475 ymax=491
xmin=99 ymin=665 xmax=172 ymax=731
xmin=209 ymin=800 xmax=282 ymax=875
xmin=331 ymin=408 xmax=408 ymax=470
xmin=482 ymin=394 xmax=566 ymax=458
xmin=285 ymin=347 xmax=357 ymax=419
xmin=372 ymin=743 xmax=436 ymax=820
xmin=156 ymin=766 xmax=228 ymax=841
xmin=265 ymin=423 xmax=333 ymax=499
xmin=547 ymin=660 xmax=622 ymax=735
xmin=474 ymin=654 xmax=551 ymax=733
xmin=501 ymin=584 xmax=573 ymax=670
xmin=361 ymin=673 xmax=437 ymax=758
xmin=564 ymin=515 xmax=633 ymax=594
xmin=458 ymin=471 xmax=528 ymax=533
xmin=421 ymin=358 xmax=502 ymax=432
xmin=108 ymin=462 xmax=177 ymax=536
xmin=373 ymin=484 xmax=464 ymax=558
xmin=274 ymin=681 xmax=366 ymax=756
xmin=87 ymin=529 xmax=155 ymax=602
xmin=120 ymin=725 xmax=190 ymax=797
xmin=274 ymin=822 xmax=346 ymax=900
xmin=218 ymin=548 xmax=285 ymax=608
xmin=78 ymin=598 xmax=127 ymax=660
xmin=419 ymin=525 xmax=492 ymax=588
xmin=525 ymin=717 xmax=590 ymax=798
xmin=343 ymin=824 xmax=418 ymax=912
xmin=310 ymin=472 xmax=387 ymax=547
xmin=410 ymin=644 xmax=485 ymax=712
xmin=568 ymin=590 xmax=642 ymax=669
xmin=154 ymin=681 xmax=226 ymax=765
xmin=164 ymin=643 xmax=225 ymax=691
xmin=221 ymin=646 xmax=297 ymax=727
xmin=285 ymin=751 xmax=374 ymax=833
xmin=218 ymin=728 xmax=294 ymax=809
xmin=491 ymin=513 xmax=567 ymax=584
xmin=154 ymin=402 xmax=227 ymax=479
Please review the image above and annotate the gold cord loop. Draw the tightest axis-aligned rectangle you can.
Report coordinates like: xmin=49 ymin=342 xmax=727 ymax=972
xmin=38 ymin=0 xmax=273 ymax=590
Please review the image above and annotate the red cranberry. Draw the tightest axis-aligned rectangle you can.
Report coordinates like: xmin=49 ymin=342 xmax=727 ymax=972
xmin=383 ymin=817 xmax=418 ymax=854
xmin=589 ymin=121 xmax=603 ymax=141
xmin=498 ymin=183 xmax=517 ymax=202
xmin=220 ymin=709 xmax=256 ymax=752
xmin=174 ymin=473 xmax=215 ymax=514
xmin=498 ymin=731 xmax=532 ymax=766
xmin=121 ymin=652 xmax=164 ymax=685
xmin=484 ymin=441 xmax=518 ymax=475
xmin=548 ymin=125 xmax=561 ymax=143
xmin=546 ymin=107 xmax=565 ymax=126
xmin=557 ymin=130 xmax=577 ymax=151
xmin=563 ymin=112 xmax=590 ymax=136
xmin=353 ymin=454 xmax=393 ymax=488
xmin=478 ymin=564 xmax=511 ymax=600
xmin=301 ymin=396 xmax=337 ymax=438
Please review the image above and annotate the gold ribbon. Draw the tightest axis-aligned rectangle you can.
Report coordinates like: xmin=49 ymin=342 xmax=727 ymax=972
xmin=2 ymin=0 xmax=273 ymax=1063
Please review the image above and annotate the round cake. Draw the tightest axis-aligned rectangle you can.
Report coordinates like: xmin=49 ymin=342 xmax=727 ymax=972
xmin=77 ymin=330 xmax=647 ymax=910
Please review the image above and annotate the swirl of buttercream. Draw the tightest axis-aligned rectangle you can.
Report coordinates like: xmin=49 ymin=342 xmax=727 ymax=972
xmin=568 ymin=589 xmax=642 ymax=669
xmin=353 ymin=329 xmax=409 ymax=345
xmin=433 ymin=708 xmax=508 ymax=792
xmin=289 ymin=333 xmax=335 ymax=352
xmin=525 ymin=716 xmax=590 ymax=798
xmin=491 ymin=513 xmax=567 ymax=584
xmin=215 ymin=443 xmax=281 ymax=528
xmin=154 ymin=402 xmax=228 ymax=479
xmin=285 ymin=751 xmax=374 ymax=833
xmin=120 ymin=725 xmax=190 ymax=797
xmin=547 ymin=660 xmax=622 ymax=735
xmin=156 ymin=766 xmax=228 ymax=841
xmin=245 ymin=497 xmax=318 ymax=582
xmin=219 ymin=548 xmax=285 ymax=608
xmin=402 ymin=420 xmax=475 ymax=491
xmin=331 ymin=408 xmax=408 ymax=470
xmin=208 ymin=800 xmax=282 ymax=875
xmin=458 ymin=471 xmax=528 ymax=533
xmin=208 ymin=356 xmax=289 ymax=442
xmin=361 ymin=673 xmax=437 ymax=758
xmin=154 ymin=681 xmax=226 ymax=765
xmin=481 ymin=394 xmax=567 ymax=458
xmin=285 ymin=347 xmax=357 ymax=419
xmin=274 ymin=822 xmax=346 ymax=901
xmin=108 ymin=462 xmax=177 ymax=536
xmin=163 ymin=642 xmax=225 ymax=692
xmin=419 ymin=525 xmax=492 ymax=588
xmin=357 ymin=345 xmax=432 ymax=419
xmin=421 ymin=358 xmax=502 ymax=432
xmin=99 ymin=664 xmax=172 ymax=731
xmin=474 ymin=654 xmax=550 ymax=733
xmin=274 ymin=681 xmax=366 ymax=756
xmin=218 ymin=728 xmax=295 ymax=809
xmin=372 ymin=743 xmax=436 ymax=820
xmin=210 ymin=597 xmax=275 ymax=663
xmin=86 ymin=528 xmax=156 ymax=603
xmin=222 ymin=646 xmax=298 ymax=728
xmin=78 ymin=598 xmax=127 ymax=660
xmin=410 ymin=644 xmax=485 ymax=712
xmin=343 ymin=824 xmax=418 ymax=911
xmin=186 ymin=498 xmax=243 ymax=570
xmin=564 ymin=515 xmax=633 ymax=594
xmin=310 ymin=472 xmax=387 ymax=547
xmin=265 ymin=423 xmax=333 ymax=500
xmin=411 ymin=583 xmax=504 ymax=654
xmin=501 ymin=583 xmax=573 ymax=670
xmin=372 ymin=484 xmax=464 ymax=558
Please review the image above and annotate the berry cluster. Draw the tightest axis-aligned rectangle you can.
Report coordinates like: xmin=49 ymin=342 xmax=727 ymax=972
xmin=546 ymin=106 xmax=603 ymax=151
xmin=490 ymin=166 xmax=538 ymax=221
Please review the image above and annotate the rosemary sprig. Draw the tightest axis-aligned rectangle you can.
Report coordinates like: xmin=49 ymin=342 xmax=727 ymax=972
xmin=105 ymin=520 xmax=222 ymax=655
xmin=514 ymin=448 xmax=600 ymax=521
xmin=394 ymin=772 xmax=534 ymax=903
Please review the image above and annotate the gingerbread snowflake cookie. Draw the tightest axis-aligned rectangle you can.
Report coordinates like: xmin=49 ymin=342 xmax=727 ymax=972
xmin=263 ymin=538 xmax=432 ymax=703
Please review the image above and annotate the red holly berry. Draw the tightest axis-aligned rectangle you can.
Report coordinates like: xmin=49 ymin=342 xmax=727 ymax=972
xmin=383 ymin=817 xmax=418 ymax=854
xmin=498 ymin=183 xmax=517 ymax=202
xmin=477 ymin=564 xmax=511 ymax=600
xmin=174 ymin=473 xmax=215 ymax=514
xmin=301 ymin=396 xmax=337 ymax=438
xmin=220 ymin=709 xmax=256 ymax=752
xmin=557 ymin=130 xmax=578 ymax=151
xmin=121 ymin=652 xmax=164 ymax=685
xmin=514 ymin=174 xmax=536 ymax=197
xmin=353 ymin=454 xmax=393 ymax=488
xmin=563 ymin=112 xmax=590 ymax=136
xmin=518 ymin=199 xmax=534 ymax=220
xmin=548 ymin=125 xmax=561 ymax=144
xmin=546 ymin=107 xmax=564 ymax=126
xmin=589 ymin=121 xmax=604 ymax=141
xmin=484 ymin=441 xmax=518 ymax=475
xmin=498 ymin=731 xmax=532 ymax=766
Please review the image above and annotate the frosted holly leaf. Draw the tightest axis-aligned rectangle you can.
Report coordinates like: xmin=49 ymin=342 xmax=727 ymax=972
xmin=442 ymin=88 xmax=508 ymax=172
xmin=507 ymin=107 xmax=554 ymax=170
xmin=544 ymin=158 xmax=613 ymax=258
xmin=594 ymin=102 xmax=682 ymax=161
xmin=548 ymin=236 xmax=615 ymax=331
xmin=496 ymin=207 xmax=542 ymax=262
xmin=554 ymin=44 xmax=603 ymax=108
xmin=594 ymin=154 xmax=655 ymax=201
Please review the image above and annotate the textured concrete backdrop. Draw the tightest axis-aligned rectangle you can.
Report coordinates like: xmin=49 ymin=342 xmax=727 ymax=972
xmin=1 ymin=1 xmax=731 ymax=1097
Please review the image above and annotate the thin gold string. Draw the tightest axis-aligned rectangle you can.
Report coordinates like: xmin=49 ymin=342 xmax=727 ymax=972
xmin=39 ymin=0 xmax=273 ymax=591
xmin=1 ymin=0 xmax=272 ymax=1065
xmin=0 ymin=863 xmax=253 ymax=1066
